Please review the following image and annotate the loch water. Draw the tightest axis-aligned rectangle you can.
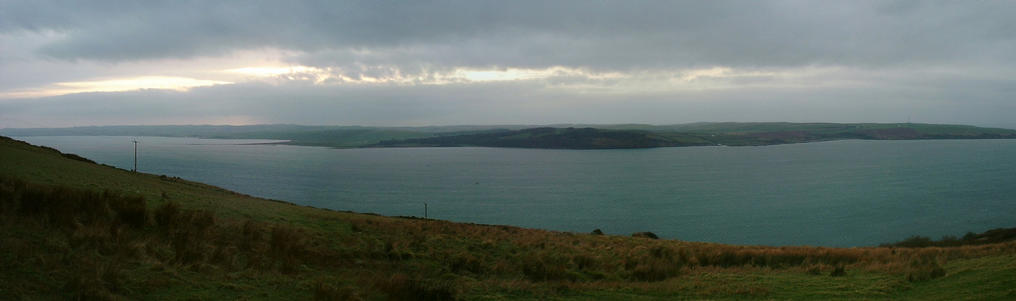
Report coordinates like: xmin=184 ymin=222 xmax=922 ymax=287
xmin=17 ymin=136 xmax=1016 ymax=247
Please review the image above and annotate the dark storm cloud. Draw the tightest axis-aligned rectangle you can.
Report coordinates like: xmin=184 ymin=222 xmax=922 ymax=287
xmin=4 ymin=0 xmax=1015 ymax=70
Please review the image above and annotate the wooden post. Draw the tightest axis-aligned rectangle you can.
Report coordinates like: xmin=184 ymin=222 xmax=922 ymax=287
xmin=132 ymin=140 xmax=138 ymax=172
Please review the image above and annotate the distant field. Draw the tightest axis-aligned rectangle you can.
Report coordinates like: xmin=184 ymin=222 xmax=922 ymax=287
xmin=2 ymin=135 xmax=1016 ymax=299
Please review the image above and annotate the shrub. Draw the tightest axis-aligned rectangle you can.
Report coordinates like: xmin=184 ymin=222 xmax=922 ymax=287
xmin=893 ymin=236 xmax=933 ymax=248
xmin=450 ymin=253 xmax=484 ymax=274
xmin=110 ymin=196 xmax=147 ymax=229
xmin=74 ymin=190 xmax=110 ymax=226
xmin=61 ymin=152 xmax=96 ymax=164
xmin=632 ymin=232 xmax=658 ymax=239
xmin=907 ymin=264 xmax=946 ymax=282
xmin=631 ymin=262 xmax=680 ymax=281
xmin=626 ymin=246 xmax=684 ymax=281
xmin=313 ymin=280 xmax=361 ymax=301
xmin=210 ymin=245 xmax=240 ymax=270
xmin=906 ymin=258 xmax=946 ymax=282
xmin=271 ymin=225 xmax=308 ymax=273
xmin=240 ymin=220 xmax=266 ymax=253
xmin=376 ymin=273 xmax=456 ymax=301
xmin=64 ymin=262 xmax=125 ymax=300
xmin=169 ymin=210 xmax=217 ymax=265
xmin=829 ymin=266 xmax=846 ymax=277
xmin=571 ymin=254 xmax=596 ymax=270
xmin=153 ymin=201 xmax=181 ymax=229
xmin=521 ymin=252 xmax=574 ymax=282
xmin=0 ymin=178 xmax=21 ymax=214
xmin=185 ymin=210 xmax=216 ymax=233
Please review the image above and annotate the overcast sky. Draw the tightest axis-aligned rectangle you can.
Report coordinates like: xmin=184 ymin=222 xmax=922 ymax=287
xmin=1 ymin=0 xmax=1015 ymax=128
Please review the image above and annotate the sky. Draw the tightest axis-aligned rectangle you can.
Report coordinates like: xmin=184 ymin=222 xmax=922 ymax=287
xmin=1 ymin=1 xmax=1015 ymax=128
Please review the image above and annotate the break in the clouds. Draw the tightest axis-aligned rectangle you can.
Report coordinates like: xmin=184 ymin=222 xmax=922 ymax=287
xmin=1 ymin=0 xmax=1015 ymax=128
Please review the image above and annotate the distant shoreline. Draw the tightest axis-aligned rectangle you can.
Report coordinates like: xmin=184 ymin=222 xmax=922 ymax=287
xmin=4 ymin=122 xmax=1016 ymax=150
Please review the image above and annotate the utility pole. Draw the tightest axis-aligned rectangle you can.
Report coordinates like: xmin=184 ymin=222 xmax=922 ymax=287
xmin=132 ymin=139 xmax=138 ymax=172
xmin=424 ymin=202 xmax=428 ymax=219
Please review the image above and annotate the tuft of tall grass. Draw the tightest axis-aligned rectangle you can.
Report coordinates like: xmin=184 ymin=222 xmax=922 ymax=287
xmin=153 ymin=201 xmax=180 ymax=229
xmin=313 ymin=279 xmax=361 ymax=301
xmin=110 ymin=195 xmax=147 ymax=228
xmin=375 ymin=273 xmax=457 ymax=301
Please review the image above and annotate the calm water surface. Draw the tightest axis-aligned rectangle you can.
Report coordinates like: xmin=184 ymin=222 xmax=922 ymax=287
xmin=17 ymin=136 xmax=1016 ymax=247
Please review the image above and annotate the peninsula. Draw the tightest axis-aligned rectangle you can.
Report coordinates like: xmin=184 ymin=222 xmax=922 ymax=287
xmin=4 ymin=122 xmax=1016 ymax=149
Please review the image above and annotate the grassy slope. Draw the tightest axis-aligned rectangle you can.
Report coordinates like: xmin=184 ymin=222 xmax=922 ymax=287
xmin=2 ymin=136 xmax=1015 ymax=300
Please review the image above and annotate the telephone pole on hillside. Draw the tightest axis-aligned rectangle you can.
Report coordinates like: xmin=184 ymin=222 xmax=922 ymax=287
xmin=132 ymin=140 xmax=139 ymax=172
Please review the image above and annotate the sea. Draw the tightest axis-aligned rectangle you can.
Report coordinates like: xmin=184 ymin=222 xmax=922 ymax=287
xmin=15 ymin=136 xmax=1016 ymax=247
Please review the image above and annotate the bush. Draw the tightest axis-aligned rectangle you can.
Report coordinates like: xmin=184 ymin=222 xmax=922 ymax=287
xmin=376 ymin=273 xmax=456 ymax=301
xmin=449 ymin=253 xmax=484 ymax=274
xmin=892 ymin=236 xmax=933 ymax=248
xmin=110 ymin=195 xmax=147 ymax=229
xmin=906 ymin=259 xmax=946 ymax=282
xmin=626 ymin=247 xmax=684 ymax=281
xmin=154 ymin=201 xmax=181 ymax=229
xmin=271 ymin=225 xmax=308 ymax=273
xmin=632 ymin=232 xmax=658 ymax=239
xmin=61 ymin=152 xmax=96 ymax=164
xmin=313 ymin=280 xmax=361 ymax=301
xmin=631 ymin=262 xmax=680 ymax=281
xmin=521 ymin=252 xmax=574 ymax=282
xmin=240 ymin=220 xmax=266 ymax=253
xmin=829 ymin=266 xmax=846 ymax=277
xmin=64 ymin=262 xmax=125 ymax=300
xmin=1 ymin=179 xmax=123 ymax=228
xmin=169 ymin=210 xmax=217 ymax=265
xmin=571 ymin=254 xmax=597 ymax=270
xmin=185 ymin=210 xmax=216 ymax=233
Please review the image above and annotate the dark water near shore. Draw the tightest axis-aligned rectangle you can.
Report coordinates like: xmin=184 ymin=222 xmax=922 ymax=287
xmin=17 ymin=136 xmax=1016 ymax=247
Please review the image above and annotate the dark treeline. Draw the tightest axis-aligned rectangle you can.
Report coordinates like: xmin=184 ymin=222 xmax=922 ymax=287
xmin=881 ymin=228 xmax=1016 ymax=248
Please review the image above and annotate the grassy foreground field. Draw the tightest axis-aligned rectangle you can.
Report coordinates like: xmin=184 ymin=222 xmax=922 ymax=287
xmin=1 ymin=136 xmax=1015 ymax=300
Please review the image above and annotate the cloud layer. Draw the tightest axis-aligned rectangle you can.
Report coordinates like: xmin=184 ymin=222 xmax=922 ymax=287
xmin=7 ymin=1 xmax=1015 ymax=68
xmin=1 ymin=0 xmax=1015 ymax=128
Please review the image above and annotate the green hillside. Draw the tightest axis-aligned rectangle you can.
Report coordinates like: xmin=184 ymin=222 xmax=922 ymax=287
xmin=656 ymin=122 xmax=1016 ymax=146
xmin=2 ymin=135 xmax=1015 ymax=300
xmin=374 ymin=127 xmax=713 ymax=149
xmin=372 ymin=123 xmax=1016 ymax=149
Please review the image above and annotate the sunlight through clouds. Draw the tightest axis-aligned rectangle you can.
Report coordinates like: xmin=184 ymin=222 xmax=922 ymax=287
xmin=0 ymin=76 xmax=231 ymax=98
xmin=57 ymin=76 xmax=231 ymax=92
xmin=218 ymin=64 xmax=629 ymax=86
xmin=225 ymin=66 xmax=325 ymax=77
